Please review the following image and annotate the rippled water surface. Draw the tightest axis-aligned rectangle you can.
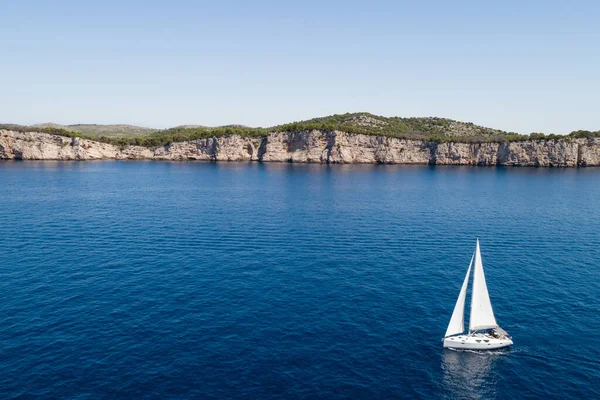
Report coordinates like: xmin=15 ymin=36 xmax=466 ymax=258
xmin=0 ymin=161 xmax=598 ymax=399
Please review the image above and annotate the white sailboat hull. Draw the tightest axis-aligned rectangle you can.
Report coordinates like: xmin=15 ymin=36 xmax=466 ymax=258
xmin=443 ymin=334 xmax=513 ymax=350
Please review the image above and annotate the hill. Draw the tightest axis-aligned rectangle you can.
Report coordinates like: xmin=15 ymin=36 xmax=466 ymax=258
xmin=1 ymin=112 xmax=598 ymax=148
xmin=31 ymin=123 xmax=158 ymax=138
xmin=273 ymin=112 xmax=520 ymax=142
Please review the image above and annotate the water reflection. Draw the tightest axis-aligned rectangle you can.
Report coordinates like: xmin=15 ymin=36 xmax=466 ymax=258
xmin=441 ymin=349 xmax=504 ymax=399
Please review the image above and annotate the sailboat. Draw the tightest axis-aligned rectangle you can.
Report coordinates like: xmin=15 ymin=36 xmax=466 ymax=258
xmin=443 ymin=239 xmax=513 ymax=350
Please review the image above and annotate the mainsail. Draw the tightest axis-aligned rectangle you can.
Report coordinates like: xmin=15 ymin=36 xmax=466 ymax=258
xmin=469 ymin=239 xmax=498 ymax=331
xmin=444 ymin=251 xmax=474 ymax=338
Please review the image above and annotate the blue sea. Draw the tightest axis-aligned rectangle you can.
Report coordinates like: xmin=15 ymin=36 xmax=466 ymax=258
xmin=0 ymin=161 xmax=598 ymax=399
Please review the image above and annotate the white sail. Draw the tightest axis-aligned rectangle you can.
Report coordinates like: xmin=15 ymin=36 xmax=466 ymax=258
xmin=469 ymin=239 xmax=498 ymax=331
xmin=444 ymin=251 xmax=474 ymax=338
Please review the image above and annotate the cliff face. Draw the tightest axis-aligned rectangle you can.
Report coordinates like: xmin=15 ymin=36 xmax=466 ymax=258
xmin=1 ymin=129 xmax=600 ymax=166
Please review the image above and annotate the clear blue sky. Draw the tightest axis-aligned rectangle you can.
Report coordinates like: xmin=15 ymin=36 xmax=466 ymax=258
xmin=1 ymin=0 xmax=598 ymax=133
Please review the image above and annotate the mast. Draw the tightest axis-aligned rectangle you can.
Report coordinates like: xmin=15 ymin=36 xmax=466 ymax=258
xmin=469 ymin=239 xmax=498 ymax=332
xmin=444 ymin=251 xmax=474 ymax=338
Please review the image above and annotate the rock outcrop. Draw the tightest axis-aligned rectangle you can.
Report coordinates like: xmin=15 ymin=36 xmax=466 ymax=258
xmin=1 ymin=129 xmax=599 ymax=166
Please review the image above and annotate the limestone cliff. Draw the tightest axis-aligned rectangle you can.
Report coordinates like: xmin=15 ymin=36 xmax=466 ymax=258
xmin=1 ymin=129 xmax=599 ymax=166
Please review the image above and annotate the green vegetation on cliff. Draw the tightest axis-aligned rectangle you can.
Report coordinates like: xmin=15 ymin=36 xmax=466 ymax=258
xmin=31 ymin=123 xmax=159 ymax=138
xmin=274 ymin=113 xmax=525 ymax=143
xmin=0 ymin=125 xmax=267 ymax=147
xmin=1 ymin=112 xmax=598 ymax=148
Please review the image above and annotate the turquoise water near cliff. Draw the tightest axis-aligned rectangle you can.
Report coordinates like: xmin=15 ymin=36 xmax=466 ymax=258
xmin=0 ymin=161 xmax=598 ymax=399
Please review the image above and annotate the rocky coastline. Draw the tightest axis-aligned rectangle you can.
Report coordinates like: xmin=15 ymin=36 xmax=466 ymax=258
xmin=2 ymin=129 xmax=599 ymax=167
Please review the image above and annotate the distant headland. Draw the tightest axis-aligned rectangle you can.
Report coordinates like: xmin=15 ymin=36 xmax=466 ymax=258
xmin=1 ymin=113 xmax=599 ymax=166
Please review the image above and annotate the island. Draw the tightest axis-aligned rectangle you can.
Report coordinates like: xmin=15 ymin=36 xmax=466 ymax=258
xmin=1 ymin=113 xmax=599 ymax=166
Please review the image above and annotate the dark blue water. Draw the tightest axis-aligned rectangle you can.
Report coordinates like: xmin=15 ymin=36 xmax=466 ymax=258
xmin=0 ymin=161 xmax=598 ymax=399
